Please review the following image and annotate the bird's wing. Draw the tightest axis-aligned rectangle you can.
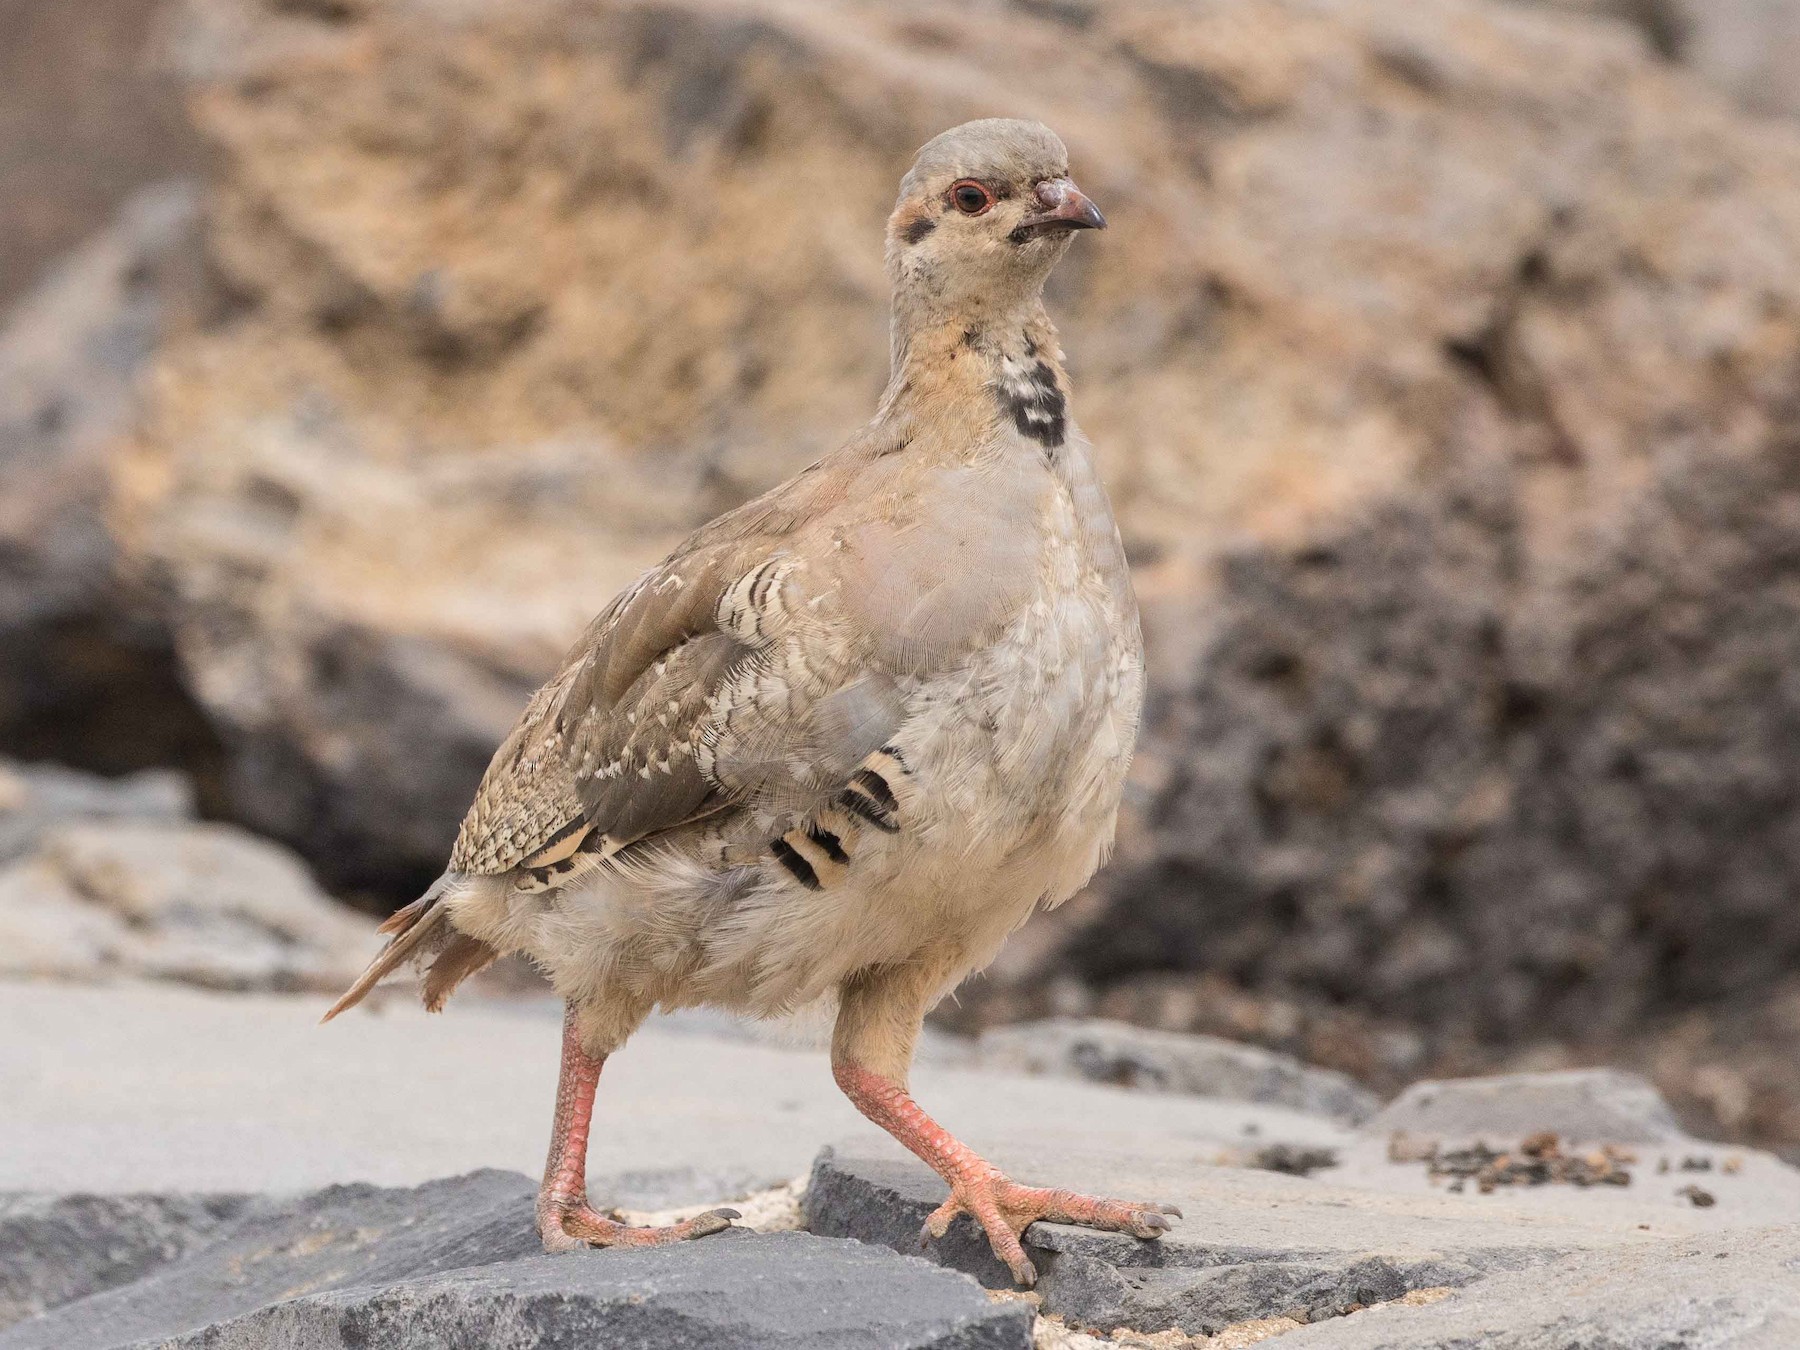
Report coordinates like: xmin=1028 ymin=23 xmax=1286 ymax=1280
xmin=447 ymin=453 xmax=905 ymax=876
xmin=449 ymin=542 xmax=748 ymax=874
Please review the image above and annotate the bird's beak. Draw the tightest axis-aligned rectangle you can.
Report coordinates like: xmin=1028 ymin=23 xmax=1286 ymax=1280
xmin=1015 ymin=177 xmax=1107 ymax=237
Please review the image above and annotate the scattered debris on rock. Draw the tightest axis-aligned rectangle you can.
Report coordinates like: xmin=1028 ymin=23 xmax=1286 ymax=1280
xmin=1030 ymin=1308 xmax=1303 ymax=1350
xmin=1404 ymin=1132 xmax=1635 ymax=1194
xmin=1216 ymin=1144 xmax=1342 ymax=1178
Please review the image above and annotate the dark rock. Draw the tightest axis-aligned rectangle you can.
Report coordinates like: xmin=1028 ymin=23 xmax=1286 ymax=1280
xmin=1031 ymin=1250 xmax=1436 ymax=1336
xmin=0 ymin=181 xmax=224 ymax=789
xmin=1062 ymin=439 xmax=1800 ymax=1149
xmin=0 ymin=1170 xmax=538 ymax=1349
xmin=0 ymin=1171 xmax=1029 ymax=1350
xmin=155 ymin=1236 xmax=1030 ymax=1350
xmin=0 ymin=1192 xmax=259 ymax=1330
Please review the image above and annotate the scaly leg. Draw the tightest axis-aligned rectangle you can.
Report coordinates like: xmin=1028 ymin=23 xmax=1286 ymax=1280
xmin=832 ymin=961 xmax=1178 ymax=1286
xmin=537 ymin=1003 xmax=739 ymax=1252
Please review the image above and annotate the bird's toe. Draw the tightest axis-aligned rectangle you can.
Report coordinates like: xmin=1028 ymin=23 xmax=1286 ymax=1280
xmin=538 ymin=1217 xmax=588 ymax=1254
xmin=921 ymin=1195 xmax=963 ymax=1242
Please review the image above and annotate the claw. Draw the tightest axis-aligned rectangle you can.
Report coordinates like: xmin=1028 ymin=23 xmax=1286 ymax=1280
xmin=1132 ymin=1211 xmax=1171 ymax=1237
xmin=685 ymin=1208 xmax=740 ymax=1237
xmin=1008 ymin=1252 xmax=1039 ymax=1287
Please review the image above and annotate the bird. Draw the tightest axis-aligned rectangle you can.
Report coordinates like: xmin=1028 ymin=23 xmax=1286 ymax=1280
xmin=324 ymin=117 xmax=1175 ymax=1286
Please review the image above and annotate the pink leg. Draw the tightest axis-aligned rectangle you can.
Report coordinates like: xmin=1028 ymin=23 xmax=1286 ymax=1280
xmin=537 ymin=1004 xmax=738 ymax=1252
xmin=833 ymin=1061 xmax=1179 ymax=1286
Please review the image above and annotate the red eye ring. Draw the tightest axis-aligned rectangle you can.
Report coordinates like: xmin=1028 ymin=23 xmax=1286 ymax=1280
xmin=950 ymin=179 xmax=994 ymax=216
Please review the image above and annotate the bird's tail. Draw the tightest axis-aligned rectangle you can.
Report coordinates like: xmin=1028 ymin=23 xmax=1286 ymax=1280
xmin=321 ymin=872 xmax=485 ymax=1023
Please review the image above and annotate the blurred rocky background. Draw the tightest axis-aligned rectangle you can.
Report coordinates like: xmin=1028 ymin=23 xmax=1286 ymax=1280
xmin=7 ymin=0 xmax=1800 ymax=1157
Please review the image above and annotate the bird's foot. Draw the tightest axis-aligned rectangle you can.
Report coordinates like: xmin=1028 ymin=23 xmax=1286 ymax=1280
xmin=537 ymin=1193 xmax=740 ymax=1254
xmin=921 ymin=1169 xmax=1180 ymax=1286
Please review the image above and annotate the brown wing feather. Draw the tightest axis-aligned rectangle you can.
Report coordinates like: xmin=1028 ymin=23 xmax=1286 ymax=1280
xmin=445 ymin=435 xmax=876 ymax=877
xmin=447 ymin=548 xmax=759 ymax=873
xmin=566 ymin=630 xmax=749 ymax=841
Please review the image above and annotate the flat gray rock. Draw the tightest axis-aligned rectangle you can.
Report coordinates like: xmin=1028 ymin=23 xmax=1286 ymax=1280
xmin=158 ymin=1238 xmax=1028 ymax=1350
xmin=0 ymin=1172 xmax=1028 ymax=1350
xmin=1363 ymin=1069 xmax=1689 ymax=1146
xmin=808 ymin=1135 xmax=1800 ymax=1338
xmin=974 ymin=1018 xmax=1379 ymax=1125
xmin=0 ymin=981 xmax=1347 ymax=1194
xmin=1278 ymin=1226 xmax=1800 ymax=1349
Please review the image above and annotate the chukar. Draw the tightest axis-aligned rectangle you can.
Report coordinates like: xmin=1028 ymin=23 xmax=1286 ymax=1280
xmin=325 ymin=118 xmax=1173 ymax=1285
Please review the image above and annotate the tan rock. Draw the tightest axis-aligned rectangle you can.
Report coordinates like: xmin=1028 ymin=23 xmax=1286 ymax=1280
xmin=100 ymin=0 xmax=1800 ymax=894
xmin=1511 ymin=0 xmax=1800 ymax=119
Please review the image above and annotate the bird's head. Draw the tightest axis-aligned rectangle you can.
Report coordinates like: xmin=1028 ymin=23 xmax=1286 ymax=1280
xmin=885 ymin=119 xmax=1103 ymax=326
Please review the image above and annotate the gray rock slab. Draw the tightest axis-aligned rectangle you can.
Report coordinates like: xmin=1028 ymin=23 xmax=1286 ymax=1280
xmin=0 ymin=821 xmax=377 ymax=992
xmin=155 ymin=1237 xmax=1030 ymax=1350
xmin=0 ymin=1192 xmax=259 ymax=1330
xmin=0 ymin=980 xmax=1347 ymax=1194
xmin=974 ymin=1018 xmax=1379 ymax=1125
xmin=1276 ymin=1226 xmax=1800 ymax=1349
xmin=1363 ymin=1069 xmax=1689 ymax=1145
xmin=0 ymin=1173 xmax=1029 ymax=1350
xmin=0 ymin=1171 xmax=539 ymax=1350
xmin=0 ymin=761 xmax=191 ymax=866
xmin=808 ymin=1138 xmax=1800 ymax=1337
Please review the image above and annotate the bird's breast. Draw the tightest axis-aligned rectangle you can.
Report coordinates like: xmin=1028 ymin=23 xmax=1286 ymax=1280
xmin=891 ymin=439 xmax=1143 ymax=853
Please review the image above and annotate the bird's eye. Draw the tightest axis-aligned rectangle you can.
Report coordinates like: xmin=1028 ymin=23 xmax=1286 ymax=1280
xmin=950 ymin=180 xmax=994 ymax=216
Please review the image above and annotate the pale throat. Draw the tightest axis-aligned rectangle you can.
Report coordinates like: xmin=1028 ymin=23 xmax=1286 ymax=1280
xmin=881 ymin=285 xmax=1072 ymax=453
